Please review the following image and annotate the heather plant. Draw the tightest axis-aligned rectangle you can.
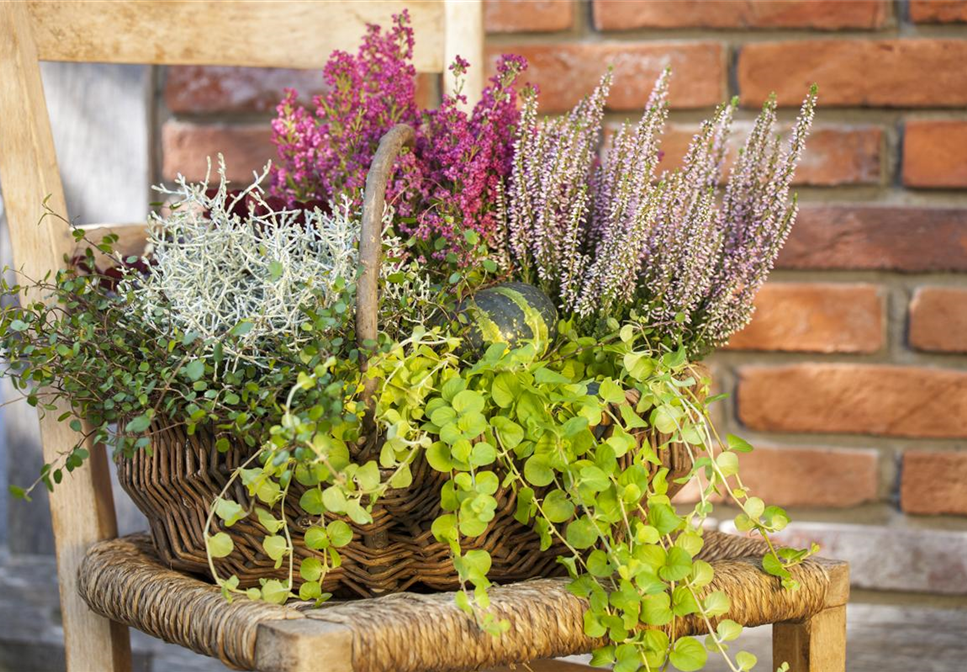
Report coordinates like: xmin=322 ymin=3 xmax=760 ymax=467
xmin=576 ymin=71 xmax=671 ymax=318
xmin=271 ymin=11 xmax=525 ymax=265
xmin=505 ymin=69 xmax=818 ymax=356
xmin=507 ymin=72 xmax=612 ymax=307
xmin=271 ymin=12 xmax=419 ymax=205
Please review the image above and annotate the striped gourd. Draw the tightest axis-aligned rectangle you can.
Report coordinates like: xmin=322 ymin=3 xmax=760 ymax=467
xmin=458 ymin=282 xmax=558 ymax=355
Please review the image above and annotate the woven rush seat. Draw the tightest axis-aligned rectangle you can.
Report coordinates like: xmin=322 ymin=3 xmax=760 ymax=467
xmin=78 ymin=531 xmax=848 ymax=672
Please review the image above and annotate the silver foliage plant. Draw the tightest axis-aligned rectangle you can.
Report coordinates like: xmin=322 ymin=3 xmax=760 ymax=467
xmin=505 ymin=69 xmax=818 ymax=354
xmin=126 ymin=161 xmax=434 ymax=368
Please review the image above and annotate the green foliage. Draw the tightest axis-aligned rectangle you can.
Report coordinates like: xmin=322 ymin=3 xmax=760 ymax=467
xmin=0 ymin=220 xmax=816 ymax=672
xmin=368 ymin=318 xmax=815 ymax=668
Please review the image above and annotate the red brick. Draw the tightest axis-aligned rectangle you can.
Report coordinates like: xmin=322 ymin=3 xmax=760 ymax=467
xmin=489 ymin=42 xmax=726 ymax=112
xmin=677 ymin=444 xmax=878 ymax=508
xmin=165 ymin=66 xmax=324 ymax=114
xmin=485 ymin=0 xmax=573 ymax=32
xmin=903 ymin=120 xmax=967 ymax=189
xmin=778 ymin=206 xmax=967 ymax=273
xmin=654 ymin=123 xmax=881 ymax=186
xmin=796 ymin=126 xmax=883 ymax=186
xmin=738 ymin=364 xmax=967 ymax=438
xmin=165 ymin=67 xmax=436 ymax=114
xmin=162 ymin=122 xmax=273 ymax=184
xmin=738 ymin=39 xmax=967 ymax=108
xmin=910 ymin=0 xmax=967 ymax=22
xmin=901 ymin=451 xmax=967 ymax=515
xmin=909 ymin=287 xmax=967 ymax=353
xmin=594 ymin=0 xmax=888 ymax=30
xmin=726 ymin=283 xmax=883 ymax=353
xmin=738 ymin=446 xmax=879 ymax=508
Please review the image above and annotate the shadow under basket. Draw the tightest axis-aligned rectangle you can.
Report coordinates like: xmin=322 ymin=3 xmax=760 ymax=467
xmin=116 ymin=379 xmax=703 ymax=599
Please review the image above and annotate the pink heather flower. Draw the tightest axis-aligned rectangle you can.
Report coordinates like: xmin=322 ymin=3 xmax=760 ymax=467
xmin=270 ymin=11 xmax=526 ymax=264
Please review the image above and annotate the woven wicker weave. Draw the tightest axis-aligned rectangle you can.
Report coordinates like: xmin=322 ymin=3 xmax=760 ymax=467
xmin=116 ymin=124 xmax=703 ymax=597
xmin=78 ymin=531 xmax=847 ymax=672
xmin=116 ymin=384 xmax=699 ymax=596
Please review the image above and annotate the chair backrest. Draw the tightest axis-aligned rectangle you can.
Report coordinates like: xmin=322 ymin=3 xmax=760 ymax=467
xmin=0 ymin=3 xmax=482 ymax=670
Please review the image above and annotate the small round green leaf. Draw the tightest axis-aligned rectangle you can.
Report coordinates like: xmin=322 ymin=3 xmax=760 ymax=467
xmin=208 ymin=532 xmax=234 ymax=558
xmin=327 ymin=520 xmax=353 ymax=547
xmin=586 ymin=549 xmax=612 ymax=578
xmin=524 ymin=455 xmax=554 ymax=487
xmin=542 ymin=489 xmax=575 ymax=523
xmin=260 ymin=579 xmax=289 ymax=604
xmin=703 ymin=590 xmax=730 ymax=617
xmin=304 ymin=526 xmax=330 ymax=550
xmin=184 ymin=359 xmax=205 ymax=382
xmin=736 ymin=651 xmax=758 ymax=671
xmin=452 ymin=390 xmax=485 ymax=415
xmin=263 ymin=535 xmax=287 ymax=561
xmin=565 ymin=517 xmax=597 ymax=550
xmin=716 ymin=619 xmax=743 ymax=642
xmin=299 ymin=580 xmax=322 ymax=601
xmin=299 ymin=489 xmax=325 ymax=515
xmin=669 ymin=636 xmax=708 ymax=672
xmin=300 ymin=557 xmax=323 ymax=582
xmin=660 ymin=546 xmax=693 ymax=582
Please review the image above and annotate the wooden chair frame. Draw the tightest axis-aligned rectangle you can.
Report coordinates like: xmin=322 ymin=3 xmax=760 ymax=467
xmin=0 ymin=2 xmax=482 ymax=670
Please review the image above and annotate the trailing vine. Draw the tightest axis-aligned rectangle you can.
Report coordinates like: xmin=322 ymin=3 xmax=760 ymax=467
xmin=197 ymin=319 xmax=816 ymax=671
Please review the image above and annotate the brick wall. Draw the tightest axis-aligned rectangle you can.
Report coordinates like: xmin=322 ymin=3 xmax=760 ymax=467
xmin=159 ymin=0 xmax=967 ymax=596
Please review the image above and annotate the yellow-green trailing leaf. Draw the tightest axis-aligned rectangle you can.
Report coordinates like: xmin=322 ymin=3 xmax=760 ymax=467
xmin=669 ymin=636 xmax=707 ymax=672
xmin=300 ymin=558 xmax=323 ymax=582
xmin=327 ymin=520 xmax=353 ymax=547
xmin=208 ymin=532 xmax=233 ymax=558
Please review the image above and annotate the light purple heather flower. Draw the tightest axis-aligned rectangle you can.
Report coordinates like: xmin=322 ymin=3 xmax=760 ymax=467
xmin=639 ymin=100 xmax=735 ymax=328
xmin=576 ymin=70 xmax=670 ymax=316
xmin=699 ymin=87 xmax=817 ymax=348
xmin=507 ymin=71 xmax=610 ymax=300
xmin=504 ymin=70 xmax=817 ymax=354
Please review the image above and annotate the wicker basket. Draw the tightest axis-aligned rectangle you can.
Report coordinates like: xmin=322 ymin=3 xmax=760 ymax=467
xmin=117 ymin=124 xmax=702 ymax=598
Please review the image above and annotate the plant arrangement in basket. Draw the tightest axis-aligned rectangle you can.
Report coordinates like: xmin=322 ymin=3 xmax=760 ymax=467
xmin=1 ymin=12 xmax=822 ymax=672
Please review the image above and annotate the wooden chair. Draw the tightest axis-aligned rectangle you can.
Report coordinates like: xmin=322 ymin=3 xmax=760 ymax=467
xmin=0 ymin=2 xmax=848 ymax=671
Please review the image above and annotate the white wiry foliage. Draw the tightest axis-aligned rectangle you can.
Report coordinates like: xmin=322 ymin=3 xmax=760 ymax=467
xmin=127 ymin=161 xmax=431 ymax=368
xmin=380 ymin=229 xmax=437 ymax=321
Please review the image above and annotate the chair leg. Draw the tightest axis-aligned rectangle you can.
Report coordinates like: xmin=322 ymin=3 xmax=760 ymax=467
xmin=773 ymin=605 xmax=847 ymax=672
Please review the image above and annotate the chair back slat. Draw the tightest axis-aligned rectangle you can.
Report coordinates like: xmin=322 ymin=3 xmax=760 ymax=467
xmin=0 ymin=4 xmax=132 ymax=670
xmin=444 ymin=0 xmax=485 ymax=105
xmin=81 ymin=223 xmax=151 ymax=260
xmin=27 ymin=1 xmax=447 ymax=70
xmin=0 ymin=2 xmax=481 ymax=670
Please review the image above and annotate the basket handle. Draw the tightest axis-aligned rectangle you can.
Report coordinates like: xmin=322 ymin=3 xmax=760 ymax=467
xmin=356 ymin=124 xmax=415 ymax=416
